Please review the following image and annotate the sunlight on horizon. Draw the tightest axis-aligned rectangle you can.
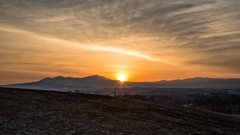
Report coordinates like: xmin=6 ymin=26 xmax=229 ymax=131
xmin=117 ymin=74 xmax=127 ymax=82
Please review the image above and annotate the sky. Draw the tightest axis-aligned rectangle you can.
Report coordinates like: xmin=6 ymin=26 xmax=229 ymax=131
xmin=1 ymin=0 xmax=240 ymax=84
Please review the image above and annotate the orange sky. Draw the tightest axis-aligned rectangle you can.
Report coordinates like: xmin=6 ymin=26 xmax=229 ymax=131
xmin=1 ymin=0 xmax=240 ymax=85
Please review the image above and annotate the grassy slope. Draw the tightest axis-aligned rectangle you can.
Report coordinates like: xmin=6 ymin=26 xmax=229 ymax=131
xmin=0 ymin=87 xmax=240 ymax=135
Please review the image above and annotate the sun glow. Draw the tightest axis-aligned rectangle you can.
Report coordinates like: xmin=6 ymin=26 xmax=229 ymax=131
xmin=118 ymin=74 xmax=127 ymax=82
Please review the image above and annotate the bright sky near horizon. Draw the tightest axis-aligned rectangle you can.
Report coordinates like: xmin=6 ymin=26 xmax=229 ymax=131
xmin=1 ymin=0 xmax=240 ymax=85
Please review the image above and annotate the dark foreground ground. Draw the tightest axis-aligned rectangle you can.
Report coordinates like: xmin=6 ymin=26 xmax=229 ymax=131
xmin=0 ymin=87 xmax=240 ymax=135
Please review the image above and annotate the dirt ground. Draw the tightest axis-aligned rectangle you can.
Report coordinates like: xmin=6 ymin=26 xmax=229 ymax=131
xmin=0 ymin=87 xmax=240 ymax=135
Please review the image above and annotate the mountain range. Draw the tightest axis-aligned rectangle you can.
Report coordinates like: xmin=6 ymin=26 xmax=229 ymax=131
xmin=3 ymin=75 xmax=240 ymax=91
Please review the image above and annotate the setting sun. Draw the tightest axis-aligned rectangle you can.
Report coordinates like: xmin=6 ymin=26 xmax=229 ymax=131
xmin=118 ymin=75 xmax=127 ymax=82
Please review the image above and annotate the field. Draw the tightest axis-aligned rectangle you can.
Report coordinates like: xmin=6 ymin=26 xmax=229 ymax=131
xmin=0 ymin=87 xmax=240 ymax=135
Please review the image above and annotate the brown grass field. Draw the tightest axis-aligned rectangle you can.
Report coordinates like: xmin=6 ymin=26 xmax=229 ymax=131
xmin=0 ymin=87 xmax=240 ymax=135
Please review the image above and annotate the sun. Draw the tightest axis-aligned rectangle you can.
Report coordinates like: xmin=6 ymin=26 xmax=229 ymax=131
xmin=118 ymin=74 xmax=126 ymax=82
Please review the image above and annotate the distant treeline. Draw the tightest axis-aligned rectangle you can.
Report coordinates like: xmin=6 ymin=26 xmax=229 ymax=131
xmin=126 ymin=93 xmax=240 ymax=114
xmin=67 ymin=89 xmax=240 ymax=114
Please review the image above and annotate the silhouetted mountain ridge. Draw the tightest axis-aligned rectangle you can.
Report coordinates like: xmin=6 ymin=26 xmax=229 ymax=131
xmin=3 ymin=75 xmax=240 ymax=91
xmin=40 ymin=75 xmax=111 ymax=82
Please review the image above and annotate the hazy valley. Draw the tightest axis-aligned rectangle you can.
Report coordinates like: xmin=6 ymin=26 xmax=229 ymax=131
xmin=3 ymin=75 xmax=240 ymax=115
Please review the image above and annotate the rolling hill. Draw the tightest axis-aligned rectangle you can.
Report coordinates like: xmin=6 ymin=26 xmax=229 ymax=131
xmin=0 ymin=87 xmax=239 ymax=134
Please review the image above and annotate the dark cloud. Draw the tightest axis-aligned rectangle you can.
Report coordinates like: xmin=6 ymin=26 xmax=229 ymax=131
xmin=0 ymin=0 xmax=240 ymax=72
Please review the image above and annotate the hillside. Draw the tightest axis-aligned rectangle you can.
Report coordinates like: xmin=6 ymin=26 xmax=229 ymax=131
xmin=0 ymin=87 xmax=240 ymax=135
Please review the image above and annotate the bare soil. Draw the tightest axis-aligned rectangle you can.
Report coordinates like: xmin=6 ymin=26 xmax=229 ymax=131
xmin=0 ymin=87 xmax=240 ymax=135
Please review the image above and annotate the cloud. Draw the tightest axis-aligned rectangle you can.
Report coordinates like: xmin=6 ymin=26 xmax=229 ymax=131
xmin=0 ymin=27 xmax=157 ymax=62
xmin=0 ymin=0 xmax=240 ymax=72
xmin=89 ymin=46 xmax=158 ymax=62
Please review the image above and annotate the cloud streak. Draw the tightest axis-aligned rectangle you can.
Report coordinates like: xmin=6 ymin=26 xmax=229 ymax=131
xmin=0 ymin=27 xmax=157 ymax=62
xmin=89 ymin=46 xmax=157 ymax=62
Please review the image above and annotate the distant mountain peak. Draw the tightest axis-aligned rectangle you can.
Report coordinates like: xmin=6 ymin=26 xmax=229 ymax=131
xmin=88 ymin=74 xmax=101 ymax=77
xmin=40 ymin=75 xmax=112 ymax=82
xmin=40 ymin=76 xmax=66 ymax=81
xmin=82 ymin=74 xmax=112 ymax=80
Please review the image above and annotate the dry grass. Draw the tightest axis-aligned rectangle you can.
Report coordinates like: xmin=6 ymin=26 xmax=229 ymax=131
xmin=0 ymin=87 xmax=240 ymax=135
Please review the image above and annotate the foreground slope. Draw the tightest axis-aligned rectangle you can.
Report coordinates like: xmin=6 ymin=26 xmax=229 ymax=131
xmin=0 ymin=87 xmax=240 ymax=135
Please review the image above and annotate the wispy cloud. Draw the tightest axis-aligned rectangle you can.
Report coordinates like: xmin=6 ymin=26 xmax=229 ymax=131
xmin=89 ymin=46 xmax=158 ymax=62
xmin=0 ymin=0 xmax=240 ymax=74
xmin=0 ymin=27 xmax=157 ymax=62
